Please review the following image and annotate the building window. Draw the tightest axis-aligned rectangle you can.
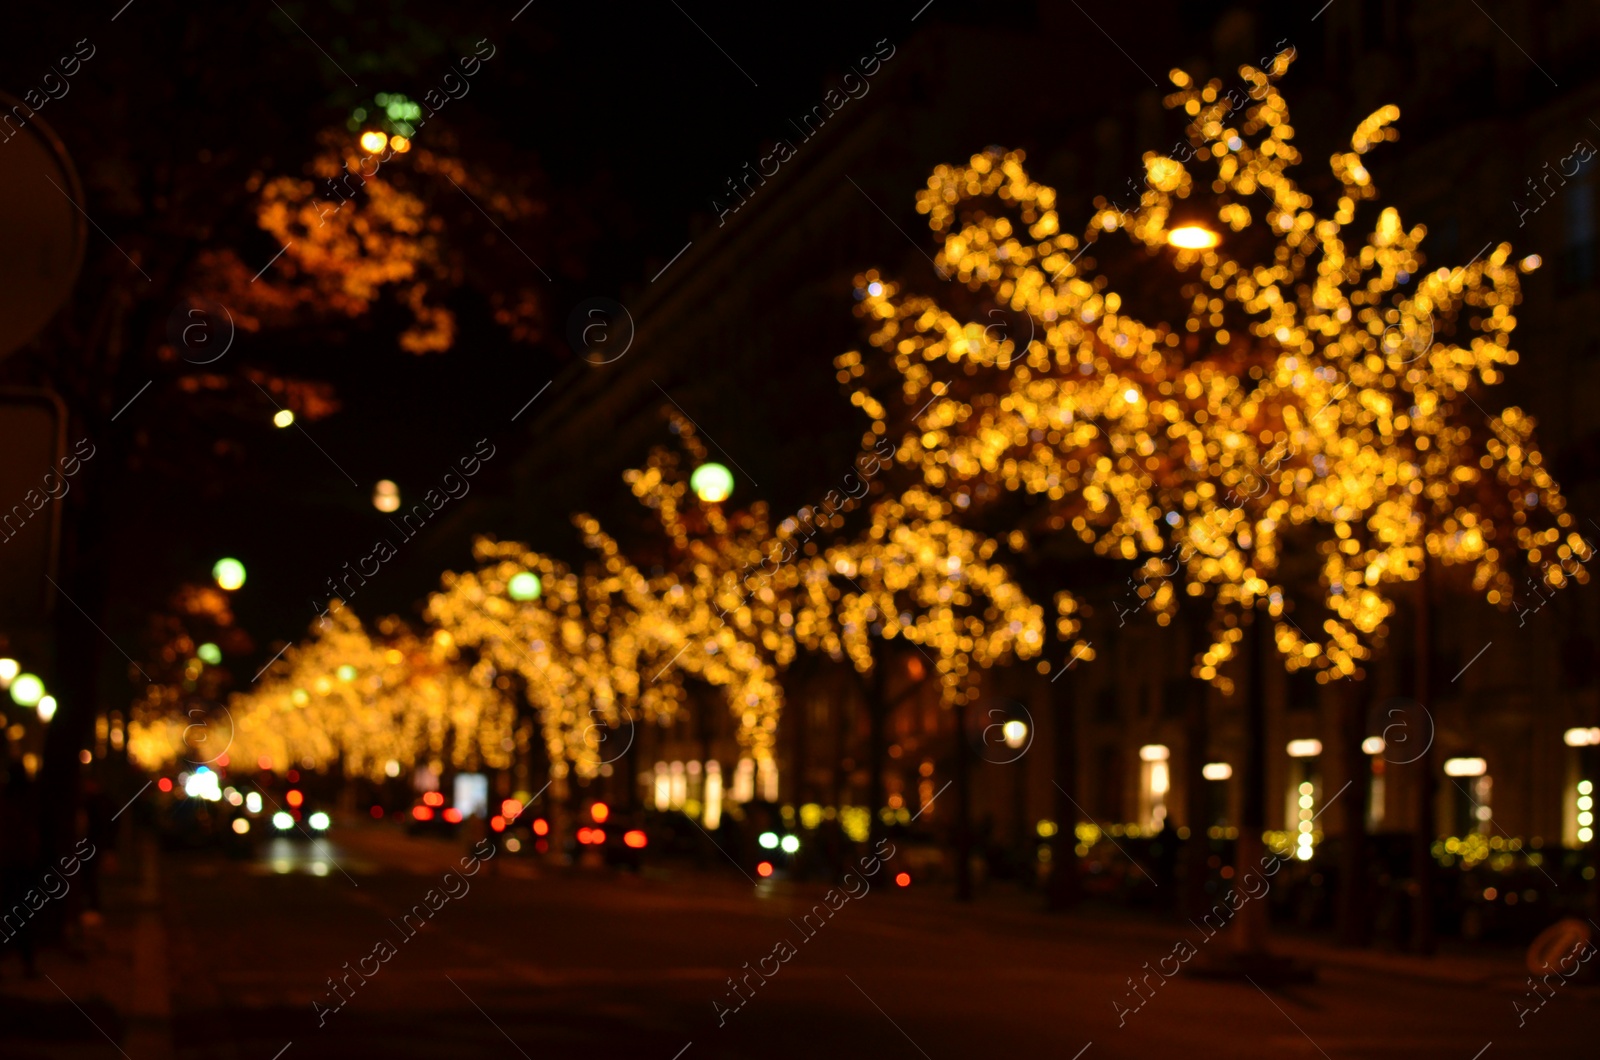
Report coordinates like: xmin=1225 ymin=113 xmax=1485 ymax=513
xmin=1444 ymin=757 xmax=1490 ymax=835
xmin=1574 ymin=779 xmax=1594 ymax=846
xmin=1138 ymin=744 xmax=1169 ymax=830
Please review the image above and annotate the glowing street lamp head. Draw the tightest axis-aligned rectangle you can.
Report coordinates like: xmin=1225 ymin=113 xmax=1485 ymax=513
xmin=1001 ymin=720 xmax=1028 ymax=749
xmin=0 ymin=658 xmax=16 ymax=685
xmin=360 ymin=130 xmax=388 ymax=153
xmin=373 ymin=480 xmax=400 ymax=513
xmin=37 ymin=695 xmax=57 ymax=722
xmin=507 ymin=571 xmax=542 ymax=602
xmin=213 ymin=558 xmax=247 ymax=591
xmin=690 ymin=462 xmax=734 ymax=503
xmin=9 ymin=673 xmax=44 ymax=707
xmin=272 ymin=409 xmax=295 ymax=428
xmin=1167 ymin=225 xmax=1220 ymax=250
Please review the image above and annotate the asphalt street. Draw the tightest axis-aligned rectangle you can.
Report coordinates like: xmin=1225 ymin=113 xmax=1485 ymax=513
xmin=125 ymin=827 xmax=1598 ymax=1059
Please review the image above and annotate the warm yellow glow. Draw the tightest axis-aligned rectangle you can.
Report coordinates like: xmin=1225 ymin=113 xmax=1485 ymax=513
xmin=373 ymin=480 xmax=400 ymax=513
xmin=389 ymin=134 xmax=411 ymax=153
xmin=1287 ymin=739 xmax=1323 ymax=758
xmin=1139 ymin=744 xmax=1170 ymax=762
xmin=273 ymin=409 xmax=295 ymax=428
xmin=1565 ymin=727 xmax=1600 ymax=747
xmin=360 ymin=130 xmax=388 ymax=153
xmin=1202 ymin=762 xmax=1232 ymax=780
xmin=1002 ymin=719 xmax=1028 ymax=748
xmin=1444 ymin=757 xmax=1487 ymax=777
xmin=1167 ymin=225 xmax=1220 ymax=249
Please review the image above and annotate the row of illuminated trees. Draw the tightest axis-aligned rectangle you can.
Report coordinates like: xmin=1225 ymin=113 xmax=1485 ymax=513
xmin=132 ymin=52 xmax=1584 ymax=953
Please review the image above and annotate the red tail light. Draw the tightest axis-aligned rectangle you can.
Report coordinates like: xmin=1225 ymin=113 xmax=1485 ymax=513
xmin=532 ymin=818 xmax=549 ymax=836
xmin=443 ymin=808 xmax=463 ymax=824
xmin=756 ymin=861 xmax=773 ymax=877
xmin=412 ymin=805 xmax=434 ymax=821
xmin=490 ymin=815 xmax=506 ymax=832
xmin=623 ymin=829 xmax=647 ymax=849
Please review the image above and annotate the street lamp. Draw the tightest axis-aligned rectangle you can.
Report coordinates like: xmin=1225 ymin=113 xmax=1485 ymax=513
xmin=36 ymin=695 xmax=56 ymax=722
xmin=690 ymin=462 xmax=734 ymax=503
xmin=10 ymin=673 xmax=44 ymax=707
xmin=508 ymin=571 xmax=542 ymax=602
xmin=0 ymin=658 xmax=17 ymax=686
xmin=1167 ymin=225 xmax=1220 ymax=250
xmin=1002 ymin=719 xmax=1028 ymax=749
xmin=213 ymin=557 xmax=246 ymax=591
xmin=373 ymin=480 xmax=400 ymax=513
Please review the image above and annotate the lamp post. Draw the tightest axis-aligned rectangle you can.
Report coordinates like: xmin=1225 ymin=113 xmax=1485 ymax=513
xmin=212 ymin=558 xmax=246 ymax=591
xmin=690 ymin=463 xmax=734 ymax=504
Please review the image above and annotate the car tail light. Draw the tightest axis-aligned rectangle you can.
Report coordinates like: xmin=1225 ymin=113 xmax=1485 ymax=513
xmin=623 ymin=830 xmax=647 ymax=849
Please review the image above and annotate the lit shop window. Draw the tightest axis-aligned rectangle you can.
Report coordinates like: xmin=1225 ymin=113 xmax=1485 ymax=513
xmin=1362 ymin=736 xmax=1386 ymax=830
xmin=733 ymin=757 xmax=755 ymax=803
xmin=1286 ymin=739 xmax=1322 ymax=860
xmin=704 ymin=761 xmax=723 ymax=829
xmin=1444 ymin=757 xmax=1490 ymax=836
xmin=1138 ymin=744 xmax=1169 ymax=830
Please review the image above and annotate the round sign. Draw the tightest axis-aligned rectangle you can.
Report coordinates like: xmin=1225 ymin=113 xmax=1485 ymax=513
xmin=0 ymin=93 xmax=86 ymax=359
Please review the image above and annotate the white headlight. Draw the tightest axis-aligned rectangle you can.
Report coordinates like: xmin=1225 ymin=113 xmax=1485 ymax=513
xmin=308 ymin=812 xmax=330 ymax=831
xmin=272 ymin=812 xmax=294 ymax=830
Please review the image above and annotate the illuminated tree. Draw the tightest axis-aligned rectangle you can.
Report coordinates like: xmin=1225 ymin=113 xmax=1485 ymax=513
xmin=428 ymin=538 xmax=673 ymax=787
xmin=133 ymin=603 xmax=513 ymax=783
xmin=191 ymin=114 xmax=547 ymax=356
xmin=581 ymin=415 xmax=803 ymax=772
xmin=839 ymin=43 xmax=1577 ymax=942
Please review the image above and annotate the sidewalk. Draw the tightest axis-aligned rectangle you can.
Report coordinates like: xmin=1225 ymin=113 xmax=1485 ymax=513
xmin=0 ymin=831 xmax=173 ymax=1059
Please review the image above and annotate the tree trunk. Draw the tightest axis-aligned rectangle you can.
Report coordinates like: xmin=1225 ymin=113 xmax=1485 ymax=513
xmin=618 ymin=711 xmax=638 ymax=812
xmin=1046 ymin=673 xmax=1080 ymax=910
xmin=789 ymin=669 xmax=809 ymax=809
xmin=1180 ymin=678 xmax=1212 ymax=920
xmin=1230 ymin=604 xmax=1271 ymax=954
xmin=865 ymin=663 xmax=888 ymax=851
xmin=1336 ymin=676 xmax=1371 ymax=946
xmin=954 ymin=700 xmax=974 ymax=901
xmin=1410 ymin=560 xmax=1437 ymax=955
